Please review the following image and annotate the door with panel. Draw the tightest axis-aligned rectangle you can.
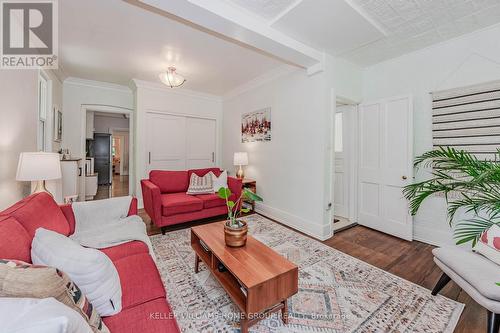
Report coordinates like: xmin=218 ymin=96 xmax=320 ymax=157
xmin=334 ymin=109 xmax=349 ymax=218
xmin=186 ymin=117 xmax=217 ymax=169
xmin=358 ymin=96 xmax=413 ymax=240
xmin=146 ymin=113 xmax=187 ymax=173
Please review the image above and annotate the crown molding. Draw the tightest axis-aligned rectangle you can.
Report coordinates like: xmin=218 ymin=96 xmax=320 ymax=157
xmin=130 ymin=79 xmax=222 ymax=102
xmin=64 ymin=77 xmax=133 ymax=93
xmin=222 ymin=64 xmax=298 ymax=101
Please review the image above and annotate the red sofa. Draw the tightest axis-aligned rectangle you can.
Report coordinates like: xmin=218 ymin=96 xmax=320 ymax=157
xmin=141 ymin=168 xmax=242 ymax=234
xmin=0 ymin=192 xmax=180 ymax=333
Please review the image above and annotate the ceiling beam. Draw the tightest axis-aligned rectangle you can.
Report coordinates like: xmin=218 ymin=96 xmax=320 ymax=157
xmin=132 ymin=0 xmax=324 ymax=72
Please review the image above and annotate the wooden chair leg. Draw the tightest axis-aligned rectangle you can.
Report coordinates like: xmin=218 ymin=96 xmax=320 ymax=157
xmin=488 ymin=311 xmax=500 ymax=333
xmin=161 ymin=226 xmax=167 ymax=235
xmin=431 ymin=272 xmax=451 ymax=296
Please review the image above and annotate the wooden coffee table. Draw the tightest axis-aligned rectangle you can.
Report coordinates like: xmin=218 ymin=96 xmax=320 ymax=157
xmin=191 ymin=222 xmax=298 ymax=332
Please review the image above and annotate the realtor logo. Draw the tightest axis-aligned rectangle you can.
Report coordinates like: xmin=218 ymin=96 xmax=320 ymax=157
xmin=1 ymin=0 xmax=58 ymax=68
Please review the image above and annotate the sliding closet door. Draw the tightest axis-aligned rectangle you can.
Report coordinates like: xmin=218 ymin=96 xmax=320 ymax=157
xmin=146 ymin=112 xmax=217 ymax=173
xmin=358 ymin=96 xmax=413 ymax=241
xmin=146 ymin=113 xmax=186 ymax=172
xmin=186 ymin=118 xmax=216 ymax=169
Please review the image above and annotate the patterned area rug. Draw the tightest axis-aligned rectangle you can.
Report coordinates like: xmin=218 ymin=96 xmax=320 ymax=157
xmin=150 ymin=215 xmax=464 ymax=332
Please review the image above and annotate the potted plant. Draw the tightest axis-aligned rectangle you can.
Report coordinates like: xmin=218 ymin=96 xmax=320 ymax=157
xmin=217 ymin=187 xmax=263 ymax=247
xmin=403 ymin=147 xmax=500 ymax=246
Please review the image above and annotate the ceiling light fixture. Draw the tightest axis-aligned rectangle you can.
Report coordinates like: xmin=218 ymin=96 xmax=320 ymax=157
xmin=159 ymin=67 xmax=186 ymax=88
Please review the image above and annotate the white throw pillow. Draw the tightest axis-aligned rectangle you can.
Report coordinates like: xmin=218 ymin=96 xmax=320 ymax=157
xmin=31 ymin=228 xmax=122 ymax=316
xmin=0 ymin=297 xmax=92 ymax=333
xmin=211 ymin=170 xmax=228 ymax=192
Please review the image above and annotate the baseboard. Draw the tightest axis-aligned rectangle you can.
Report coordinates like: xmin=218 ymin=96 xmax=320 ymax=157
xmin=255 ymin=203 xmax=331 ymax=241
xmin=413 ymin=223 xmax=455 ymax=247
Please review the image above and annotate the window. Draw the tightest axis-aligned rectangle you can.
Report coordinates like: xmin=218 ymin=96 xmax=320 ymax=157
xmin=38 ymin=74 xmax=49 ymax=151
xmin=432 ymin=79 xmax=500 ymax=160
xmin=335 ymin=112 xmax=343 ymax=152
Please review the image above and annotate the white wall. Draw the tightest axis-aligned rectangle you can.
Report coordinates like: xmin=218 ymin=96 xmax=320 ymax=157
xmin=62 ymin=78 xmax=133 ymax=158
xmin=221 ymin=64 xmax=335 ymax=240
xmin=63 ymin=78 xmax=133 ymax=200
xmin=132 ymin=80 xmax=223 ymax=206
xmin=94 ymin=115 xmax=130 ymax=133
xmin=0 ymin=70 xmax=39 ymax=210
xmin=362 ymin=23 xmax=500 ymax=246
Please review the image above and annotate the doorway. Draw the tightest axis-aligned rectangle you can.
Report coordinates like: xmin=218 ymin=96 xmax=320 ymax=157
xmin=83 ymin=108 xmax=132 ymax=200
xmin=332 ymin=101 xmax=358 ymax=232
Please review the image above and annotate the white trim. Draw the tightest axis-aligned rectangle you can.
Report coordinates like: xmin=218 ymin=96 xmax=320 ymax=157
xmin=255 ymin=202 xmax=332 ymax=241
xmin=223 ymin=65 xmax=298 ymax=100
xmin=65 ymin=77 xmax=132 ymax=93
xmin=131 ymin=79 xmax=222 ymax=102
xmin=268 ymin=0 xmax=303 ymax=26
xmin=80 ymin=105 xmax=135 ymax=200
xmin=343 ymin=0 xmax=389 ymax=36
xmin=413 ymin=222 xmax=454 ymax=247
xmin=146 ymin=109 xmax=218 ymax=121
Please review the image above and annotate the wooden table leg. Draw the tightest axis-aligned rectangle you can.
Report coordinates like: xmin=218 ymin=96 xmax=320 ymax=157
xmin=281 ymin=300 xmax=289 ymax=324
xmin=194 ymin=254 xmax=200 ymax=273
xmin=241 ymin=315 xmax=249 ymax=333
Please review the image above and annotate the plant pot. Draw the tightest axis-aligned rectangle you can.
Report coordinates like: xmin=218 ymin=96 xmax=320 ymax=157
xmin=224 ymin=220 xmax=248 ymax=247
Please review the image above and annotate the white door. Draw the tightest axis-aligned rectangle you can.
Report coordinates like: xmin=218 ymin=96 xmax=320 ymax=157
xmin=146 ymin=113 xmax=187 ymax=172
xmin=186 ymin=118 xmax=216 ymax=169
xmin=334 ymin=109 xmax=349 ymax=218
xmin=358 ymin=96 xmax=413 ymax=240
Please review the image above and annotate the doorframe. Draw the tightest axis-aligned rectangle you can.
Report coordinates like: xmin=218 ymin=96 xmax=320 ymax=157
xmin=330 ymin=95 xmax=360 ymax=231
xmin=110 ymin=127 xmax=129 ymax=176
xmin=80 ymin=105 xmax=134 ymax=200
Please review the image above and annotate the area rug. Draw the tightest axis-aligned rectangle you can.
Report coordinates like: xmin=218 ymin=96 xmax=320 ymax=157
xmin=150 ymin=214 xmax=464 ymax=332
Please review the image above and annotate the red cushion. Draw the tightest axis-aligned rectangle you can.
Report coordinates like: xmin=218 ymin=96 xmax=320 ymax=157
xmin=113 ymin=253 xmax=166 ymax=310
xmin=195 ymin=193 xmax=234 ymax=209
xmin=188 ymin=168 xmax=221 ymax=179
xmin=149 ymin=171 xmax=188 ymax=193
xmin=103 ymin=298 xmax=180 ymax=333
xmin=0 ymin=217 xmax=32 ymax=262
xmin=0 ymin=192 xmax=70 ymax=237
xmin=100 ymin=241 xmax=149 ymax=262
xmin=161 ymin=193 xmax=203 ymax=216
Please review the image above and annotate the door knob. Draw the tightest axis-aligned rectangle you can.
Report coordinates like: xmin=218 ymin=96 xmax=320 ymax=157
xmin=402 ymin=176 xmax=407 ymax=180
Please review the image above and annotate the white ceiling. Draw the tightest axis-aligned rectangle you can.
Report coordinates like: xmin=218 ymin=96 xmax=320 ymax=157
xmin=222 ymin=0 xmax=500 ymax=66
xmin=59 ymin=0 xmax=284 ymax=95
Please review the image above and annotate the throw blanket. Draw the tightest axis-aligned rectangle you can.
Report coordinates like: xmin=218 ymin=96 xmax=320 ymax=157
xmin=70 ymin=196 xmax=156 ymax=262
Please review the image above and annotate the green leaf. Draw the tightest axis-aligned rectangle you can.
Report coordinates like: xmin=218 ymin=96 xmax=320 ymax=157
xmin=243 ymin=188 xmax=263 ymax=202
xmin=218 ymin=187 xmax=231 ymax=199
xmin=228 ymin=201 xmax=235 ymax=208
xmin=240 ymin=208 xmax=251 ymax=213
xmin=496 ymin=282 xmax=500 ymax=286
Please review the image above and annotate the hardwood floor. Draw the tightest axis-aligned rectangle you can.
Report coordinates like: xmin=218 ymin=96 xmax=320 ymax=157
xmin=138 ymin=209 xmax=485 ymax=332
xmin=94 ymin=175 xmax=129 ymax=200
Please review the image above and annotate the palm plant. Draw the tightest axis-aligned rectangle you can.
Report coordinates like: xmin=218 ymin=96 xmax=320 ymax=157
xmin=403 ymin=147 xmax=500 ymax=246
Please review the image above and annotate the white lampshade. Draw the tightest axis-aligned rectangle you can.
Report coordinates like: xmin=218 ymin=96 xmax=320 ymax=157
xmin=16 ymin=152 xmax=62 ymax=181
xmin=233 ymin=152 xmax=248 ymax=166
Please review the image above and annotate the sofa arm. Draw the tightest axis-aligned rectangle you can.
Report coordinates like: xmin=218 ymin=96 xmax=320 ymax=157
xmin=141 ymin=179 xmax=162 ymax=225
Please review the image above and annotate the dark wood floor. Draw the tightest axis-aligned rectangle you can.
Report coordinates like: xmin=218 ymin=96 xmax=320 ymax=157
xmin=94 ymin=175 xmax=129 ymax=200
xmin=138 ymin=210 xmax=485 ymax=333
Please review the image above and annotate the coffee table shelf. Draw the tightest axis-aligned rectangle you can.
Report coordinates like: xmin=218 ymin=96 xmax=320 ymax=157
xmin=191 ymin=222 xmax=298 ymax=333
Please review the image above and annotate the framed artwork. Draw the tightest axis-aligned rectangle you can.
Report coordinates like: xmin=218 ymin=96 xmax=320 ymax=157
xmin=241 ymin=107 xmax=271 ymax=143
xmin=53 ymin=106 xmax=62 ymax=142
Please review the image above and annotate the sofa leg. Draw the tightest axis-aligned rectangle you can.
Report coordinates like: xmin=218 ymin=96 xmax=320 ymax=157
xmin=161 ymin=226 xmax=167 ymax=235
xmin=488 ymin=311 xmax=500 ymax=333
xmin=431 ymin=272 xmax=451 ymax=296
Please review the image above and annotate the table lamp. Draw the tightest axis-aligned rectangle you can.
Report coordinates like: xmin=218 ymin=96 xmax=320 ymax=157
xmin=16 ymin=152 xmax=62 ymax=194
xmin=233 ymin=152 xmax=248 ymax=179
